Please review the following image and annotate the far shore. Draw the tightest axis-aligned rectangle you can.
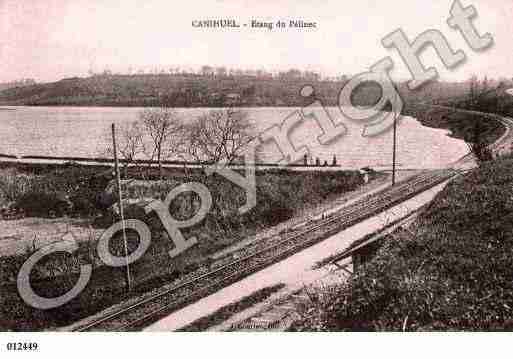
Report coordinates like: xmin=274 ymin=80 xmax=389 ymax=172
xmin=0 ymin=156 xmax=422 ymax=173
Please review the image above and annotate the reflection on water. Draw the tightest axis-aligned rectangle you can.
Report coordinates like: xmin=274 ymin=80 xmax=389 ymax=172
xmin=0 ymin=106 xmax=468 ymax=169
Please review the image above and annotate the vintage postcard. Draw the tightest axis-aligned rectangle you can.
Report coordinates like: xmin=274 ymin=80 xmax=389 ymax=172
xmin=0 ymin=0 xmax=512 ymax=355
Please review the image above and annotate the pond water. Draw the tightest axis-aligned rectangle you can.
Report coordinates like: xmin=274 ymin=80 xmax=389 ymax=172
xmin=0 ymin=106 xmax=468 ymax=169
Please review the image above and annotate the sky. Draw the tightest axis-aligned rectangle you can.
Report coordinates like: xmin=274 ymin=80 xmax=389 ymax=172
xmin=1 ymin=0 xmax=512 ymax=83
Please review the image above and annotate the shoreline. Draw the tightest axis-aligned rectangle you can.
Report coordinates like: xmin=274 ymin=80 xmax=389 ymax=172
xmin=0 ymin=158 xmax=430 ymax=173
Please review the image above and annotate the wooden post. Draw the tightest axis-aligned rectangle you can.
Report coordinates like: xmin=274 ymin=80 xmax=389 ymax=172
xmin=111 ymin=123 xmax=132 ymax=292
xmin=392 ymin=115 xmax=397 ymax=186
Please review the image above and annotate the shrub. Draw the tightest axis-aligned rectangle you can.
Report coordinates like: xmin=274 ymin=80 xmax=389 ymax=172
xmin=3 ymin=165 xmax=112 ymax=218
xmin=0 ymin=169 xmax=32 ymax=206
xmin=14 ymin=191 xmax=72 ymax=217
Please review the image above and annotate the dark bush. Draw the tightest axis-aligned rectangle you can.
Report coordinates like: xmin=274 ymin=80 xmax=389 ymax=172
xmin=7 ymin=165 xmax=112 ymax=218
xmin=14 ymin=191 xmax=71 ymax=217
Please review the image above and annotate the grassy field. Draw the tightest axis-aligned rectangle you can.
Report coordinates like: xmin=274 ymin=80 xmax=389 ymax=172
xmin=292 ymin=155 xmax=513 ymax=331
xmin=0 ymin=163 xmax=366 ymax=330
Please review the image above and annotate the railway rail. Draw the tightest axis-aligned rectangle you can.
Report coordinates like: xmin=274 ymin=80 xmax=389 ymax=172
xmin=73 ymin=168 xmax=458 ymax=331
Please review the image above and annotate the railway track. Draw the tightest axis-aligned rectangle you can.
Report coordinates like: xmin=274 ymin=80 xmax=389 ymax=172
xmin=74 ymin=168 xmax=458 ymax=331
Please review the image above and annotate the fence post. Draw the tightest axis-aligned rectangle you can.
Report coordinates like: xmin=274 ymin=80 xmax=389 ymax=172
xmin=111 ymin=123 xmax=132 ymax=292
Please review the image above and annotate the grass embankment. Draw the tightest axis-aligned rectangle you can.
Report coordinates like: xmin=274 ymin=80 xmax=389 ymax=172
xmin=402 ymin=85 xmax=513 ymax=146
xmin=0 ymin=163 xmax=365 ymax=331
xmin=402 ymin=104 xmax=506 ymax=145
xmin=292 ymin=155 xmax=513 ymax=331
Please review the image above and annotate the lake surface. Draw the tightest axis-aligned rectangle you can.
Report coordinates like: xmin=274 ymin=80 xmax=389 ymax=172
xmin=0 ymin=106 xmax=468 ymax=169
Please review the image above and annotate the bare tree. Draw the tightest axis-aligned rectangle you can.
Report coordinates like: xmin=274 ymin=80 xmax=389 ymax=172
xmin=140 ymin=107 xmax=183 ymax=179
xmin=466 ymin=75 xmax=505 ymax=112
xmin=184 ymin=108 xmax=255 ymax=165
xmin=468 ymin=74 xmax=479 ymax=110
xmin=467 ymin=121 xmax=494 ymax=164
xmin=106 ymin=121 xmax=145 ymax=177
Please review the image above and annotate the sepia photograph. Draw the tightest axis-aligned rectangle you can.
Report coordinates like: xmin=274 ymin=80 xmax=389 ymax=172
xmin=1 ymin=0 xmax=513 ymax=355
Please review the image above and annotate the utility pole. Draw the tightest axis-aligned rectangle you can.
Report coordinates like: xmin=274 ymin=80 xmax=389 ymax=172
xmin=392 ymin=114 xmax=397 ymax=186
xmin=111 ymin=123 xmax=132 ymax=292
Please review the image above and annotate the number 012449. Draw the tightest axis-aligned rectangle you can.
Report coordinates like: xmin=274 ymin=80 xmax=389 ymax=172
xmin=6 ymin=342 xmax=39 ymax=351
